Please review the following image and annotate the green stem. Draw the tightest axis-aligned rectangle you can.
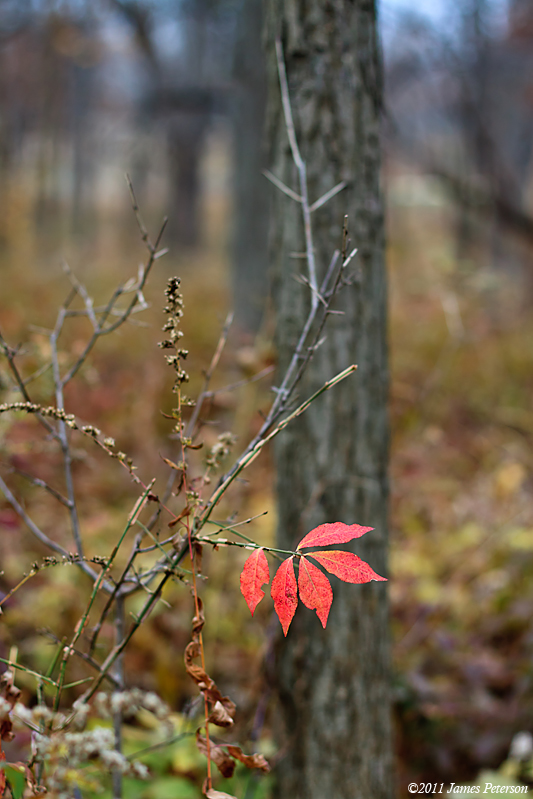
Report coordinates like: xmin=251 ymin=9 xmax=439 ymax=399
xmin=80 ymin=541 xmax=191 ymax=703
xmin=197 ymin=365 xmax=357 ymax=529
xmin=135 ymin=520 xmax=174 ymax=565
xmin=0 ymin=658 xmax=56 ymax=687
xmin=54 ymin=484 xmax=154 ymax=710
xmin=196 ymin=536 xmax=296 ymax=557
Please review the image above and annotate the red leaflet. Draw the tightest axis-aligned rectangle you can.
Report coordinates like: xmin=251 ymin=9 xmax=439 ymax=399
xmin=308 ymin=550 xmax=387 ymax=583
xmin=296 ymin=521 xmax=373 ymax=550
xmin=240 ymin=549 xmax=270 ymax=616
xmin=271 ymin=557 xmax=298 ymax=636
xmin=240 ymin=523 xmax=385 ymax=632
xmin=298 ymin=556 xmax=333 ymax=628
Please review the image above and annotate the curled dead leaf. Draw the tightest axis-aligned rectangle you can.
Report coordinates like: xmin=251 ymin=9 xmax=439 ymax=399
xmin=207 ymin=700 xmax=235 ymax=728
xmin=191 ymin=597 xmax=205 ymax=640
xmin=0 ymin=718 xmax=13 ymax=743
xmin=196 ymin=732 xmax=270 ymax=785
xmin=168 ymin=503 xmax=191 ymax=528
xmin=184 ymin=643 xmax=235 ymax=727
xmin=196 ymin=731 xmax=235 ymax=778
xmin=161 ymin=456 xmax=182 ymax=471
xmin=184 ymin=641 xmax=210 ymax=687
xmin=226 ymin=744 xmax=270 ymax=773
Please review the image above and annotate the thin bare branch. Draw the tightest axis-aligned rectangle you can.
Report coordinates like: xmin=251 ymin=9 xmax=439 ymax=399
xmin=343 ymin=246 xmax=358 ymax=270
xmin=81 ymin=538 xmax=191 ymax=702
xmin=6 ymin=466 xmax=71 ymax=508
xmin=112 ymin=596 xmax=126 ymax=798
xmin=0 ymin=473 xmax=70 ymax=557
xmin=275 ymin=38 xmax=304 ymax=170
xmin=185 ymin=312 xmax=234 ymax=437
xmin=321 ymin=250 xmax=341 ymax=294
xmin=63 ymin=262 xmax=98 ymax=330
xmin=0 ymin=328 xmax=60 ymax=442
xmin=89 ymin=534 xmax=144 ymax=653
xmin=22 ymin=361 xmax=53 ymax=387
xmin=202 ymin=366 xmax=275 ymax=399
xmin=262 ymin=169 xmax=302 ymax=203
xmin=41 ymin=630 xmax=120 ymax=688
xmin=126 ymin=174 xmax=152 ymax=251
xmin=275 ymin=37 xmax=319 ymax=310
xmin=50 ymin=304 xmax=84 ymax=558
xmin=309 ymin=181 xmax=347 ymax=213
xmin=61 ymin=197 xmax=167 ymax=387
xmin=198 ymin=364 xmax=358 ymax=527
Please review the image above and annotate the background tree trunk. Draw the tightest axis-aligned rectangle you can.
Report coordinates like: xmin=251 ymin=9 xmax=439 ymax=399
xmin=231 ymin=0 xmax=269 ymax=335
xmin=265 ymin=2 xmax=393 ymax=797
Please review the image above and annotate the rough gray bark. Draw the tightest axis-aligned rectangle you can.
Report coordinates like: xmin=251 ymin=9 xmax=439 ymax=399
xmin=265 ymin=2 xmax=393 ymax=797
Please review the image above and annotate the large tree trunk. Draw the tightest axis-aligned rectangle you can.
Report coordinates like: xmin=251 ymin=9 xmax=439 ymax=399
xmin=265 ymin=2 xmax=393 ymax=797
xmin=166 ymin=113 xmax=208 ymax=248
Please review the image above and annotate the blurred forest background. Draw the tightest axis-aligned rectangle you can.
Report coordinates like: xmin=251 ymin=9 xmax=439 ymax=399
xmin=1 ymin=0 xmax=533 ymax=796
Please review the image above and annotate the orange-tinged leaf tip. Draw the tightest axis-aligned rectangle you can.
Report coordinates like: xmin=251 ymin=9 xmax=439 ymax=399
xmin=240 ymin=548 xmax=270 ymax=616
xmin=308 ymin=550 xmax=387 ymax=583
xmin=298 ymin=556 xmax=333 ymax=628
xmin=271 ymin=557 xmax=298 ymax=636
xmin=297 ymin=522 xmax=373 ymax=550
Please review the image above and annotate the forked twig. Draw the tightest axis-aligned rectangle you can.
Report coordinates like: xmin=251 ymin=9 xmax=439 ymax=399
xmin=275 ymin=37 xmax=319 ymax=311
xmin=187 ymin=311 xmax=234 ymax=438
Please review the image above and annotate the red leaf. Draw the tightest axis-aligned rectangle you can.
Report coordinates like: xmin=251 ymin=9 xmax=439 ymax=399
xmin=308 ymin=550 xmax=387 ymax=583
xmin=240 ymin=548 xmax=270 ymax=616
xmin=297 ymin=522 xmax=373 ymax=550
xmin=271 ymin=557 xmax=298 ymax=636
xmin=298 ymin=556 xmax=333 ymax=628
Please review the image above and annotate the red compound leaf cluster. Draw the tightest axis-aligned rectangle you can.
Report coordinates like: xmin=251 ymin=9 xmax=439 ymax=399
xmin=240 ymin=522 xmax=387 ymax=635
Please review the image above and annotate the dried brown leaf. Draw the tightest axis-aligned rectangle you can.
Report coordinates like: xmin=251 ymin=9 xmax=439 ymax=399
xmin=194 ymin=542 xmax=203 ymax=575
xmin=207 ymin=700 xmax=235 ymax=728
xmin=161 ymin=456 xmax=183 ymax=472
xmin=168 ymin=503 xmax=192 ymax=527
xmin=184 ymin=643 xmax=235 ymax=726
xmin=0 ymin=717 xmax=13 ymax=742
xmin=226 ymin=744 xmax=270 ymax=773
xmin=184 ymin=642 xmax=210 ymax=687
xmin=196 ymin=731 xmax=235 ymax=778
xmin=191 ymin=597 xmax=205 ymax=640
